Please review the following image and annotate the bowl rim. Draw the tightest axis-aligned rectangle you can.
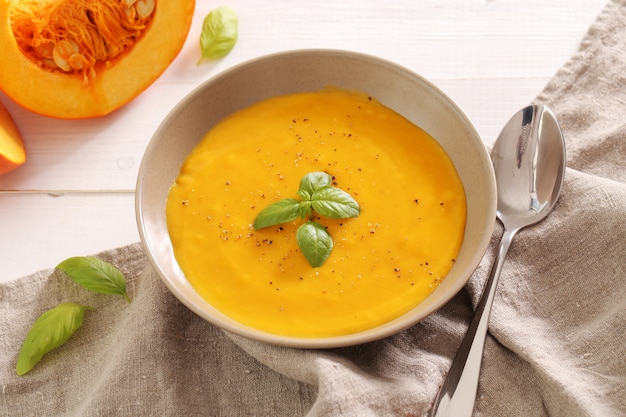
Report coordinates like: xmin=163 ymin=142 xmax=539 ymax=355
xmin=136 ymin=48 xmax=496 ymax=348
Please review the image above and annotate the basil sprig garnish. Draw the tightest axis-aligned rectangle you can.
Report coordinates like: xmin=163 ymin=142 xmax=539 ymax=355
xmin=253 ymin=172 xmax=360 ymax=267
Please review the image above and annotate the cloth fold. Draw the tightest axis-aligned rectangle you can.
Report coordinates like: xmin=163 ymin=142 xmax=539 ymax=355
xmin=2 ymin=1 xmax=626 ymax=415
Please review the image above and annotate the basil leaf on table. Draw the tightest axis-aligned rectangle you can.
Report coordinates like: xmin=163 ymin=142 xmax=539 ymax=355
xmin=16 ymin=303 xmax=94 ymax=375
xmin=296 ymin=221 xmax=334 ymax=268
xmin=198 ymin=6 xmax=238 ymax=63
xmin=57 ymin=256 xmax=131 ymax=303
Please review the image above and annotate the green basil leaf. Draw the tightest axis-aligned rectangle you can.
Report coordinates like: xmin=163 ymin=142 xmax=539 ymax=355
xmin=311 ymin=187 xmax=360 ymax=219
xmin=16 ymin=303 xmax=94 ymax=375
xmin=296 ymin=200 xmax=313 ymax=219
xmin=198 ymin=6 xmax=238 ymax=63
xmin=253 ymin=171 xmax=361 ymax=267
xmin=57 ymin=256 xmax=131 ymax=303
xmin=296 ymin=221 xmax=333 ymax=267
xmin=253 ymin=198 xmax=303 ymax=229
xmin=298 ymin=172 xmax=332 ymax=195
xmin=296 ymin=189 xmax=311 ymax=201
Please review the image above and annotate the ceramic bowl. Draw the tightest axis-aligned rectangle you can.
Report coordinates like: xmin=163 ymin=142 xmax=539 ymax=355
xmin=136 ymin=49 xmax=496 ymax=348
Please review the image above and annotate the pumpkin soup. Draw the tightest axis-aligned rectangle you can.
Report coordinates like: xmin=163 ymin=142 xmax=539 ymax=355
xmin=166 ymin=89 xmax=466 ymax=337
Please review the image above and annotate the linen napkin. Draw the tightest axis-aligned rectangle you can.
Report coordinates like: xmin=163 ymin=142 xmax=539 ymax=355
xmin=2 ymin=0 xmax=626 ymax=415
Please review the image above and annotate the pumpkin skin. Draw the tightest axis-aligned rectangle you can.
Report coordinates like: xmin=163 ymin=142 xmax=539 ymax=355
xmin=0 ymin=0 xmax=195 ymax=119
xmin=0 ymin=100 xmax=25 ymax=175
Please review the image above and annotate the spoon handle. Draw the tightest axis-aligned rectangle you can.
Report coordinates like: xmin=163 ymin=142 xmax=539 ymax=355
xmin=429 ymin=227 xmax=517 ymax=417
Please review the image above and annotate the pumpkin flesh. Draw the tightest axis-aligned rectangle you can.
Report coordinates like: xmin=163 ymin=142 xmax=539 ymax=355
xmin=0 ymin=100 xmax=26 ymax=175
xmin=0 ymin=0 xmax=194 ymax=119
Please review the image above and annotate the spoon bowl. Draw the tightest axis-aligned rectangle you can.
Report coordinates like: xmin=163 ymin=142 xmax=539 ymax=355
xmin=430 ymin=104 xmax=566 ymax=417
xmin=492 ymin=105 xmax=566 ymax=229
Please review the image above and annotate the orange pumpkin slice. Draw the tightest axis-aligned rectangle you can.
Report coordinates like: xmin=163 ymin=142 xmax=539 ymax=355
xmin=0 ymin=0 xmax=194 ymax=119
xmin=0 ymin=100 xmax=26 ymax=175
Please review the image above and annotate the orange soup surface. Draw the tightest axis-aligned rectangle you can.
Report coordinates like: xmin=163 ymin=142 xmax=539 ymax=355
xmin=166 ymin=89 xmax=466 ymax=337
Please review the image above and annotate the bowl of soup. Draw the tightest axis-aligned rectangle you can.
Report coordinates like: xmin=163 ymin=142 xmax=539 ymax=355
xmin=136 ymin=49 xmax=496 ymax=348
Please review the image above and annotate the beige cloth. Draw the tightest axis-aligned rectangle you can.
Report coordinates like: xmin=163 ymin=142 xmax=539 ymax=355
xmin=2 ymin=1 xmax=626 ymax=415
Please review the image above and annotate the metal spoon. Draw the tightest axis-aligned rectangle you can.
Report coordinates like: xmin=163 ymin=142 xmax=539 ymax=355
xmin=429 ymin=105 xmax=566 ymax=417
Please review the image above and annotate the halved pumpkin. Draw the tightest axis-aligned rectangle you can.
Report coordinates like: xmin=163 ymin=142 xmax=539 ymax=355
xmin=0 ymin=100 xmax=26 ymax=175
xmin=0 ymin=0 xmax=194 ymax=119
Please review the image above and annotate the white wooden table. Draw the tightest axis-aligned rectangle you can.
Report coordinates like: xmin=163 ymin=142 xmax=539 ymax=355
xmin=0 ymin=0 xmax=608 ymax=281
